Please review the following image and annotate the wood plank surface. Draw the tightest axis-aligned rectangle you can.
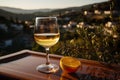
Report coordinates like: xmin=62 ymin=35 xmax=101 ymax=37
xmin=0 ymin=50 xmax=120 ymax=80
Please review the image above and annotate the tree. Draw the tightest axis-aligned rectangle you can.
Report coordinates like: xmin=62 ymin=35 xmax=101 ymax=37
xmin=109 ymin=0 xmax=120 ymax=21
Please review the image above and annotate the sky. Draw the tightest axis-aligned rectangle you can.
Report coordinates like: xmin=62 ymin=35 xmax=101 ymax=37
xmin=0 ymin=0 xmax=108 ymax=9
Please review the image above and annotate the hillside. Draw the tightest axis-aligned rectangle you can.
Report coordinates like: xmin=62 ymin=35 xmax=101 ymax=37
xmin=0 ymin=1 xmax=110 ymax=21
xmin=0 ymin=6 xmax=52 ymax=14
xmin=0 ymin=4 xmax=93 ymax=20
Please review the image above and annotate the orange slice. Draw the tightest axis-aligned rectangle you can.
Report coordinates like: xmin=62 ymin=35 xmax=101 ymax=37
xmin=60 ymin=56 xmax=81 ymax=73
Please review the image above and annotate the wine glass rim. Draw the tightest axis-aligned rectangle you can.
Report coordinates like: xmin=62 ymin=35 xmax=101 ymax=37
xmin=36 ymin=17 xmax=57 ymax=19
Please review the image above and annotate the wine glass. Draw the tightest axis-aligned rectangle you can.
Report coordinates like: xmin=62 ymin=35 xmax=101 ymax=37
xmin=34 ymin=17 xmax=60 ymax=73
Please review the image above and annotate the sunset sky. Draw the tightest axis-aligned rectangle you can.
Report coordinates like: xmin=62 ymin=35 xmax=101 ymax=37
xmin=0 ymin=0 xmax=108 ymax=9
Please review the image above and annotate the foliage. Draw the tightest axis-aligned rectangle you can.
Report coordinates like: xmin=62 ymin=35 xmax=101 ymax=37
xmin=50 ymin=24 xmax=120 ymax=64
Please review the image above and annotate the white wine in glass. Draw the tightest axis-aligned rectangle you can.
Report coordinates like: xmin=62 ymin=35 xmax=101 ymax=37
xmin=34 ymin=17 xmax=60 ymax=73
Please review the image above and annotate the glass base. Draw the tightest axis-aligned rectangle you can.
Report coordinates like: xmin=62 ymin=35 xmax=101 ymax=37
xmin=36 ymin=64 xmax=59 ymax=73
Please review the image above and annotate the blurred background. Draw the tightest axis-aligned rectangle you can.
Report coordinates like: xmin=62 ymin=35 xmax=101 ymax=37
xmin=0 ymin=0 xmax=120 ymax=64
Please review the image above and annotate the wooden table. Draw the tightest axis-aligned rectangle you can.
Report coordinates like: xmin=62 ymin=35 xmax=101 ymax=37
xmin=0 ymin=50 xmax=120 ymax=80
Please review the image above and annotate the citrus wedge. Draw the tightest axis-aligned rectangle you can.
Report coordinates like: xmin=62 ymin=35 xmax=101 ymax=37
xmin=60 ymin=56 xmax=81 ymax=73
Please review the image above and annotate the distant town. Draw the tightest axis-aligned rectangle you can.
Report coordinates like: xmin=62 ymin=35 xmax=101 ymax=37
xmin=0 ymin=0 xmax=120 ymax=64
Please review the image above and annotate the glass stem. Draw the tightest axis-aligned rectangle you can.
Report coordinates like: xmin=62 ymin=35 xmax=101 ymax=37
xmin=45 ymin=48 xmax=50 ymax=65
